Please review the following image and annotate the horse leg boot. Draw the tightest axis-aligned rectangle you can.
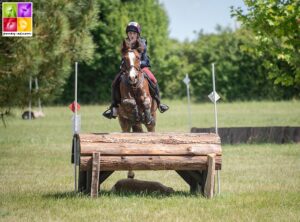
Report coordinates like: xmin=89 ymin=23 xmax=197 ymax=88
xmin=132 ymin=104 xmax=140 ymax=122
xmin=149 ymin=83 xmax=169 ymax=113
xmin=103 ymin=73 xmax=122 ymax=119
xmin=143 ymin=97 xmax=154 ymax=125
xmin=144 ymin=108 xmax=154 ymax=125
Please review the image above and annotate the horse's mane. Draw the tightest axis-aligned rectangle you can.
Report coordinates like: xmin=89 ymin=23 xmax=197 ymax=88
xmin=121 ymin=38 xmax=144 ymax=54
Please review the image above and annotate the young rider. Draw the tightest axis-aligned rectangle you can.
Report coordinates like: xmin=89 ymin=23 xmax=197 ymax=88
xmin=103 ymin=21 xmax=169 ymax=119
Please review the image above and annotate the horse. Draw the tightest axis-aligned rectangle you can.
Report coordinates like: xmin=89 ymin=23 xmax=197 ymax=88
xmin=117 ymin=39 xmax=157 ymax=133
xmin=117 ymin=39 xmax=157 ymax=178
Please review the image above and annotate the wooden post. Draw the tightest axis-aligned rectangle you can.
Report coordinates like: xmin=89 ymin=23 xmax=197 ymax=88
xmin=204 ymin=153 xmax=216 ymax=198
xmin=91 ymin=152 xmax=100 ymax=198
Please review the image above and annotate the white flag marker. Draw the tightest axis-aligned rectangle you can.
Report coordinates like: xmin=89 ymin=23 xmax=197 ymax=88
xmin=183 ymin=73 xmax=191 ymax=131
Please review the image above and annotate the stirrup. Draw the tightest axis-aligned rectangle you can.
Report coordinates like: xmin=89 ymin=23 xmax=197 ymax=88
xmin=158 ymin=104 xmax=169 ymax=113
xmin=102 ymin=108 xmax=117 ymax=119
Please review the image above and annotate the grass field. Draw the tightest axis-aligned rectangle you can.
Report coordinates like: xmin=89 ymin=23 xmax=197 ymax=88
xmin=0 ymin=100 xmax=300 ymax=221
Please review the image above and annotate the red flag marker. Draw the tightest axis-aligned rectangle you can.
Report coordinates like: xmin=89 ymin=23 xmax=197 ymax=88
xmin=69 ymin=101 xmax=80 ymax=113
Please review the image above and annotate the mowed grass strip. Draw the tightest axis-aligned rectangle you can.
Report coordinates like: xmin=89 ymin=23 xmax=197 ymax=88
xmin=0 ymin=101 xmax=299 ymax=221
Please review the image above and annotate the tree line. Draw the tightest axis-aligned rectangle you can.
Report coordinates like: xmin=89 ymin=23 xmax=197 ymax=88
xmin=0 ymin=0 xmax=299 ymax=113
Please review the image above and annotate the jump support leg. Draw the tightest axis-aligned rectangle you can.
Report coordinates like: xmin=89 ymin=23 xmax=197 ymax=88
xmin=204 ymin=153 xmax=216 ymax=199
xmin=176 ymin=153 xmax=216 ymax=198
xmin=91 ymin=152 xmax=100 ymax=198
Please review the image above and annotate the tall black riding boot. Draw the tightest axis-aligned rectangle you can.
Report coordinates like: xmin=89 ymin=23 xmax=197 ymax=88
xmin=150 ymin=84 xmax=169 ymax=113
xmin=103 ymin=73 xmax=122 ymax=119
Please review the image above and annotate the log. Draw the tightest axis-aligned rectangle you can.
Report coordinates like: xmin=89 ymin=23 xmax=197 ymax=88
xmin=79 ymin=132 xmax=220 ymax=145
xmin=80 ymin=156 xmax=222 ymax=171
xmin=80 ymin=143 xmax=222 ymax=156
xmin=204 ymin=154 xmax=216 ymax=198
xmin=76 ymin=132 xmax=222 ymax=198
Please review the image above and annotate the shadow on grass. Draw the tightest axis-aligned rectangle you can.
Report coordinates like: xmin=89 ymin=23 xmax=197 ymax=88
xmin=43 ymin=190 xmax=200 ymax=200
xmin=42 ymin=191 xmax=86 ymax=199
xmin=100 ymin=190 xmax=200 ymax=198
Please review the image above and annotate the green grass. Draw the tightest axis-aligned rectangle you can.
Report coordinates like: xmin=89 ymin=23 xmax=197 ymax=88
xmin=0 ymin=100 xmax=300 ymax=221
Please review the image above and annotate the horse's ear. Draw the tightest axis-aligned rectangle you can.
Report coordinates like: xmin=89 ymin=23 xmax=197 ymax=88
xmin=121 ymin=39 xmax=130 ymax=54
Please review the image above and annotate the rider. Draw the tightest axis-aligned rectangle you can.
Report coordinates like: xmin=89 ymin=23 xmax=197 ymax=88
xmin=103 ymin=21 xmax=169 ymax=119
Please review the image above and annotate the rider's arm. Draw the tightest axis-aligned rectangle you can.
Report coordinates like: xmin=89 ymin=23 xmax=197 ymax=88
xmin=140 ymin=39 xmax=151 ymax=68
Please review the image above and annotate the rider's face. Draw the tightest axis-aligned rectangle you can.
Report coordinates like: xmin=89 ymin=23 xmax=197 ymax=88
xmin=127 ymin=31 xmax=138 ymax=43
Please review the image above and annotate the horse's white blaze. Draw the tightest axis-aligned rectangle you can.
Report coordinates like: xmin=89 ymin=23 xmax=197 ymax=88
xmin=128 ymin=51 xmax=137 ymax=80
xmin=128 ymin=51 xmax=135 ymax=66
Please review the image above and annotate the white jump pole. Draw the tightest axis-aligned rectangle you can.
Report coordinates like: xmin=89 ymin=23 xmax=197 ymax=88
xmin=183 ymin=74 xmax=191 ymax=131
xmin=212 ymin=64 xmax=218 ymax=135
xmin=74 ymin=62 xmax=78 ymax=192
xmin=212 ymin=63 xmax=220 ymax=195
xmin=187 ymin=80 xmax=191 ymax=131
xmin=75 ymin=62 xmax=78 ymax=133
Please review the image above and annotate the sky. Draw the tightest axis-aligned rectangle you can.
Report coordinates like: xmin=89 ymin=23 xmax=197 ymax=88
xmin=158 ymin=0 xmax=247 ymax=41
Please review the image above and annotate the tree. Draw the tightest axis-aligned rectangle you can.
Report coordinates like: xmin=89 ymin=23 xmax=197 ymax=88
xmin=0 ymin=0 xmax=99 ymax=113
xmin=159 ymin=39 xmax=191 ymax=99
xmin=231 ymin=0 xmax=300 ymax=96
xmin=178 ymin=27 xmax=292 ymax=101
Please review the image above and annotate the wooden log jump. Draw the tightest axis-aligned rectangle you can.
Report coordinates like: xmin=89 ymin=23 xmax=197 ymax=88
xmin=73 ymin=132 xmax=222 ymax=198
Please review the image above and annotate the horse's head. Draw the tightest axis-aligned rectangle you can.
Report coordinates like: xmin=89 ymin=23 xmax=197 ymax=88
xmin=121 ymin=40 xmax=143 ymax=85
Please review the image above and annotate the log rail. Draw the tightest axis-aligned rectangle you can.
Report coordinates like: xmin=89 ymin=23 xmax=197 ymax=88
xmin=74 ymin=132 xmax=222 ymax=198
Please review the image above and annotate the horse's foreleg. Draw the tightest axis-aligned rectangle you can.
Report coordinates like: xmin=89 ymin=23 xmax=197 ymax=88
xmin=127 ymin=170 xmax=135 ymax=179
xmin=143 ymin=97 xmax=154 ymax=125
xmin=145 ymin=99 xmax=157 ymax=132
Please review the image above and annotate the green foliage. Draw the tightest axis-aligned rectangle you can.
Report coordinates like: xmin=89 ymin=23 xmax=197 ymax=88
xmin=159 ymin=39 xmax=191 ymax=99
xmin=1 ymin=0 xmax=299 ymax=108
xmin=231 ymin=0 xmax=300 ymax=95
xmin=164 ymin=27 xmax=294 ymax=101
xmin=0 ymin=0 xmax=99 ymax=112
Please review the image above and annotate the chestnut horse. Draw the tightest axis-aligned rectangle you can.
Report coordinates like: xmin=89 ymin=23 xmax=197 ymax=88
xmin=117 ymin=40 xmax=157 ymax=178
xmin=118 ymin=40 xmax=157 ymax=133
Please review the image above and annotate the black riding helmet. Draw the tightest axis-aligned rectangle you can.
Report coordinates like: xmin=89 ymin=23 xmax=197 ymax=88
xmin=126 ymin=21 xmax=141 ymax=35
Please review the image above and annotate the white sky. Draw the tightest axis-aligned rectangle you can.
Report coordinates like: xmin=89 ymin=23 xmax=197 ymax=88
xmin=159 ymin=0 xmax=247 ymax=41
